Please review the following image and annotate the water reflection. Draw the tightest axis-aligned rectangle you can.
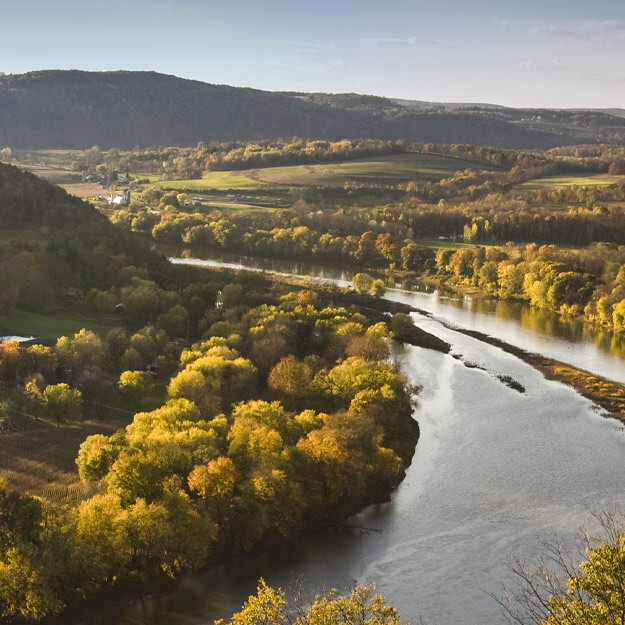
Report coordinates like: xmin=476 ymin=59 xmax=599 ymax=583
xmin=167 ymin=246 xmax=625 ymax=380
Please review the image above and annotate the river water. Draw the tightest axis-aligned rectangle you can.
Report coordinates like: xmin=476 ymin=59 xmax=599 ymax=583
xmin=92 ymin=252 xmax=625 ymax=625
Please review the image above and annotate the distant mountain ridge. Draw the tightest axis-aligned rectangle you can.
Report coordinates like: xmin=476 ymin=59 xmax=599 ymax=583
xmin=0 ymin=70 xmax=624 ymax=150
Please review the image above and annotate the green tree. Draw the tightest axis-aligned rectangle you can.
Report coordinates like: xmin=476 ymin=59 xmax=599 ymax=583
xmin=188 ymin=456 xmax=238 ymax=502
xmin=353 ymin=273 xmax=374 ymax=296
xmin=268 ymin=356 xmax=313 ymax=405
xmin=389 ymin=313 xmax=415 ymax=342
xmin=371 ymin=279 xmax=386 ymax=298
xmin=76 ymin=433 xmax=123 ymax=483
xmin=0 ymin=548 xmax=63 ymax=620
xmin=167 ymin=368 xmax=219 ymax=416
xmin=0 ymin=482 xmax=43 ymax=555
xmin=118 ymin=370 xmax=154 ymax=410
xmin=41 ymin=384 xmax=82 ymax=427
xmin=216 ymin=580 xmax=404 ymax=625
xmin=55 ymin=329 xmax=105 ymax=372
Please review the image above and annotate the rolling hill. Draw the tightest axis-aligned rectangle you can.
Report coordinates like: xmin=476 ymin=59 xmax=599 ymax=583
xmin=1 ymin=70 xmax=624 ymax=150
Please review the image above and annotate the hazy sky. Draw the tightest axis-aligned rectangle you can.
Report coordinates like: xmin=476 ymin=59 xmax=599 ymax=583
xmin=2 ymin=0 xmax=625 ymax=108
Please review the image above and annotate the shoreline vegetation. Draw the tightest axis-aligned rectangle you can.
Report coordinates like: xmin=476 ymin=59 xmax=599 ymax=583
xmin=25 ymin=268 xmax=624 ymax=625
xmin=195 ymin=265 xmax=625 ymax=422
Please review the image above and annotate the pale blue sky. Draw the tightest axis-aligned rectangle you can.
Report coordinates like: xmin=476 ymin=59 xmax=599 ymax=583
xmin=1 ymin=0 xmax=624 ymax=107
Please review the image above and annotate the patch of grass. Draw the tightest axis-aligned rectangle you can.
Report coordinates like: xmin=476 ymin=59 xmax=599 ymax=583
xmin=546 ymin=363 xmax=625 ymax=420
xmin=148 ymin=152 xmax=492 ymax=193
xmin=252 ymin=153 xmax=493 ymax=187
xmin=29 ymin=168 xmax=83 ymax=184
xmin=125 ymin=172 xmax=162 ymax=183
xmin=202 ymin=201 xmax=272 ymax=213
xmin=417 ymin=237 xmax=484 ymax=250
xmin=59 ymin=182 xmax=106 ymax=198
xmin=0 ymin=310 xmax=114 ymax=339
xmin=150 ymin=171 xmax=268 ymax=192
xmin=515 ymin=174 xmax=625 ymax=191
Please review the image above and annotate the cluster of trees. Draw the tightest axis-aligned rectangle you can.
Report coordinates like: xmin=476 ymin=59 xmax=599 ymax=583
xmin=547 ymin=144 xmax=625 ymax=174
xmin=436 ymin=242 xmax=625 ymax=330
xmin=100 ymin=141 xmax=625 ymax=271
xmin=0 ymin=272 xmax=419 ymax=618
xmin=93 ymin=506 xmax=625 ymax=625
xmin=417 ymin=142 xmax=549 ymax=170
xmin=216 ymin=581 xmax=404 ymax=625
xmin=0 ymin=324 xmax=177 ymax=430
xmin=72 ymin=140 xmax=536 ymax=184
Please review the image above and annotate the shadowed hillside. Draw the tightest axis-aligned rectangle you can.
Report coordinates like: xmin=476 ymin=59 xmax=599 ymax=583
xmin=0 ymin=70 xmax=610 ymax=150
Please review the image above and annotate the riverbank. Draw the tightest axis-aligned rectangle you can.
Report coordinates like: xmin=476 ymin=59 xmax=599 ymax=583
xmin=266 ymin=267 xmax=625 ymax=422
xmin=58 ymin=255 xmax=625 ymax=625
xmin=173 ymin=257 xmax=625 ymax=421
xmin=42 ymin=420 xmax=420 ymax=625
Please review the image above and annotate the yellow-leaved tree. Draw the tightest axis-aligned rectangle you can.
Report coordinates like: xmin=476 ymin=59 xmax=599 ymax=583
xmin=216 ymin=580 xmax=404 ymax=625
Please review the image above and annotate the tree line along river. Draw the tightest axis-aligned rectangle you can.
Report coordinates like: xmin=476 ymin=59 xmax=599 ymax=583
xmin=83 ymin=251 xmax=625 ymax=625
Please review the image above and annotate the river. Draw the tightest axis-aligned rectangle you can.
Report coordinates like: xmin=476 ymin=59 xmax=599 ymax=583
xmin=90 ymin=252 xmax=625 ymax=625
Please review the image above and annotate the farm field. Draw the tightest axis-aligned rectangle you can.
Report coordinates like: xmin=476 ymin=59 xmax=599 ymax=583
xmin=26 ymin=167 xmax=83 ymax=184
xmin=0 ymin=309 xmax=115 ymax=338
xmin=58 ymin=182 xmax=106 ymax=198
xmin=143 ymin=152 xmax=492 ymax=210
xmin=150 ymin=152 xmax=490 ymax=192
xmin=151 ymin=171 xmax=269 ymax=191
xmin=515 ymin=173 xmax=625 ymax=190
xmin=0 ymin=414 xmax=131 ymax=498
xmin=199 ymin=201 xmax=273 ymax=213
xmin=250 ymin=152 xmax=493 ymax=186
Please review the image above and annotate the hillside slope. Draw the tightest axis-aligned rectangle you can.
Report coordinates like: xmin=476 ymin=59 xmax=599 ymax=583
xmin=0 ymin=70 xmax=602 ymax=150
xmin=0 ymin=163 xmax=159 ymax=311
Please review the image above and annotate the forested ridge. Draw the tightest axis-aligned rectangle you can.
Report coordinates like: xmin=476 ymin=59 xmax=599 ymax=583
xmin=0 ymin=70 xmax=617 ymax=150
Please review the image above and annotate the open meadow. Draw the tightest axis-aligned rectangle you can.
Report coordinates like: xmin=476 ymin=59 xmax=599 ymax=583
xmin=0 ymin=309 xmax=115 ymax=338
xmin=515 ymin=173 xmax=625 ymax=190
xmin=249 ymin=152 xmax=493 ymax=186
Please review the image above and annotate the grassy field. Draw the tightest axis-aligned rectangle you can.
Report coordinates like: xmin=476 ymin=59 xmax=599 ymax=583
xmin=59 ymin=182 xmax=106 ymax=198
xmin=151 ymin=171 xmax=269 ymax=191
xmin=417 ymin=237 xmax=485 ymax=250
xmin=200 ymin=201 xmax=271 ymax=213
xmin=149 ymin=152 xmax=491 ymax=194
xmin=515 ymin=173 xmax=625 ymax=190
xmin=0 ymin=310 xmax=114 ymax=338
xmin=28 ymin=168 xmax=83 ymax=184
xmin=251 ymin=153 xmax=492 ymax=187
